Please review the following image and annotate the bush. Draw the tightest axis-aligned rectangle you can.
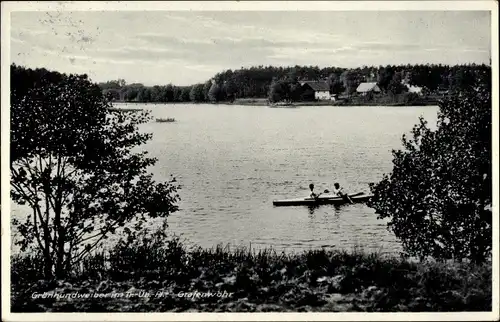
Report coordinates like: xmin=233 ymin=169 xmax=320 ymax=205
xmin=368 ymin=85 xmax=492 ymax=262
xmin=11 ymin=245 xmax=492 ymax=312
xmin=11 ymin=253 xmax=45 ymax=284
xmin=107 ymin=220 xmax=188 ymax=278
xmin=400 ymin=92 xmax=420 ymax=105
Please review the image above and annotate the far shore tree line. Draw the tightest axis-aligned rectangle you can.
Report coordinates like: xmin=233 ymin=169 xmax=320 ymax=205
xmin=97 ymin=63 xmax=491 ymax=104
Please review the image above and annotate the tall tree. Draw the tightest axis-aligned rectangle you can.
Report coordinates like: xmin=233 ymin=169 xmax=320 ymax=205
xmin=173 ymin=86 xmax=182 ymax=102
xmin=448 ymin=67 xmax=476 ymax=93
xmin=208 ymin=82 xmax=221 ymax=103
xmin=223 ymin=79 xmax=238 ymax=102
xmin=164 ymin=84 xmax=174 ymax=102
xmin=340 ymin=70 xmax=360 ymax=96
xmin=189 ymin=84 xmax=205 ymax=102
xmin=150 ymin=85 xmax=162 ymax=102
xmin=136 ymin=87 xmax=151 ymax=102
xmin=327 ymin=73 xmax=343 ymax=94
xmin=289 ymin=82 xmax=303 ymax=102
xmin=10 ymin=65 xmax=179 ymax=279
xmin=368 ymin=84 xmax=491 ymax=262
xmin=180 ymin=86 xmax=191 ymax=101
xmin=387 ymin=71 xmax=407 ymax=95
xmin=203 ymin=80 xmax=212 ymax=101
xmin=268 ymin=79 xmax=290 ymax=103
xmin=377 ymin=66 xmax=395 ymax=91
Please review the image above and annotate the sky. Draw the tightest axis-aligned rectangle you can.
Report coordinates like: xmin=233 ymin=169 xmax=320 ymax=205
xmin=10 ymin=10 xmax=491 ymax=86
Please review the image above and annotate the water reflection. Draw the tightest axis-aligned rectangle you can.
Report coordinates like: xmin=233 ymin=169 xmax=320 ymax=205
xmin=307 ymin=204 xmax=343 ymax=216
xmin=307 ymin=205 xmax=319 ymax=215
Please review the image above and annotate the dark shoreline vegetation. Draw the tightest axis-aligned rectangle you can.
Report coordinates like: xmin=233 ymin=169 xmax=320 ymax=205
xmin=110 ymin=97 xmax=440 ymax=108
xmin=11 ymin=238 xmax=492 ymax=312
xmin=94 ymin=63 xmax=490 ymax=106
xmin=10 ymin=63 xmax=492 ymax=312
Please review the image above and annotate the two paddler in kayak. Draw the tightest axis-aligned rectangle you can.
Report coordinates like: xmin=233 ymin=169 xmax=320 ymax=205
xmin=309 ymin=182 xmax=353 ymax=204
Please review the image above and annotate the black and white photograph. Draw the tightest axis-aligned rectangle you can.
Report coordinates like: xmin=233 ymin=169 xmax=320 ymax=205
xmin=1 ymin=1 xmax=498 ymax=319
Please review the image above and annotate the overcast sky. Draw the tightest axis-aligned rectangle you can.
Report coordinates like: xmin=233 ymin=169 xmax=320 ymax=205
xmin=10 ymin=11 xmax=491 ymax=86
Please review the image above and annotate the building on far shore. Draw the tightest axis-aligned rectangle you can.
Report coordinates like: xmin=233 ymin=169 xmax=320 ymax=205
xmin=300 ymin=81 xmax=331 ymax=100
xmin=406 ymin=84 xmax=424 ymax=96
xmin=356 ymin=82 xmax=381 ymax=96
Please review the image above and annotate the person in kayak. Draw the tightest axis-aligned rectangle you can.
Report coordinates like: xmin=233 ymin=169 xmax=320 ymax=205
xmin=308 ymin=183 xmax=322 ymax=199
xmin=325 ymin=183 xmax=353 ymax=203
xmin=332 ymin=183 xmax=344 ymax=196
xmin=334 ymin=183 xmax=353 ymax=203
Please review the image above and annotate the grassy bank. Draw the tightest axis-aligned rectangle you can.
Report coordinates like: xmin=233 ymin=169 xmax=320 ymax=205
xmin=225 ymin=97 xmax=439 ymax=107
xmin=11 ymin=238 xmax=491 ymax=312
xmin=108 ymin=107 xmax=144 ymax=112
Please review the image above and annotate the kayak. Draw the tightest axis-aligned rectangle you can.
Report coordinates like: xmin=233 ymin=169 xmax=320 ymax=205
xmin=272 ymin=192 xmax=373 ymax=207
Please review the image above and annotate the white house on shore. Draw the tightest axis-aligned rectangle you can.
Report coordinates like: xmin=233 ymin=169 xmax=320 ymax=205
xmin=406 ymin=84 xmax=424 ymax=95
xmin=300 ymin=81 xmax=331 ymax=100
xmin=356 ymin=82 xmax=381 ymax=95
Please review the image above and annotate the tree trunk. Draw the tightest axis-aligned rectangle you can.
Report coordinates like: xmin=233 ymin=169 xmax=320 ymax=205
xmin=54 ymin=155 xmax=67 ymax=278
xmin=43 ymin=227 xmax=53 ymax=279
xmin=55 ymin=230 xmax=66 ymax=278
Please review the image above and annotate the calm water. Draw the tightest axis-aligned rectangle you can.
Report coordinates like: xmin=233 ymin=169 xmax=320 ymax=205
xmin=133 ymin=103 xmax=437 ymax=254
xmin=11 ymin=103 xmax=438 ymax=254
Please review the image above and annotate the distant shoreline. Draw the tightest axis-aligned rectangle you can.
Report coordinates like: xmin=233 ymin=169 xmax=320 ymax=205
xmin=110 ymin=98 xmax=440 ymax=108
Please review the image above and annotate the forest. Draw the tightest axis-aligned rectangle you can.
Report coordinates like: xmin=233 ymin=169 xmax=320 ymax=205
xmin=96 ymin=63 xmax=491 ymax=104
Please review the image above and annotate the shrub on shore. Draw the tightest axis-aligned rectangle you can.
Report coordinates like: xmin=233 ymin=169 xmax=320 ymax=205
xmin=11 ymin=234 xmax=491 ymax=312
xmin=369 ymin=84 xmax=492 ymax=263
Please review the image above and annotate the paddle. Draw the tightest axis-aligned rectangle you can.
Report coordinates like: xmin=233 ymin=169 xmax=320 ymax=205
xmin=325 ymin=188 xmax=354 ymax=204
xmin=310 ymin=192 xmax=323 ymax=200
xmin=305 ymin=189 xmax=324 ymax=200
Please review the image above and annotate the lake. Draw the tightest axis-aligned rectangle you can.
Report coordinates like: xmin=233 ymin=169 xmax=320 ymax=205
xmin=133 ymin=103 xmax=438 ymax=254
xmin=10 ymin=103 xmax=439 ymax=255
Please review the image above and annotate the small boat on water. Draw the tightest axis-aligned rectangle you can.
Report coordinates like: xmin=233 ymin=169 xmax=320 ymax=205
xmin=268 ymin=101 xmax=296 ymax=108
xmin=272 ymin=192 xmax=373 ymax=207
xmin=156 ymin=117 xmax=176 ymax=123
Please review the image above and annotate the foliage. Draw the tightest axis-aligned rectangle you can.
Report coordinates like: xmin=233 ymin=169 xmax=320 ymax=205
xmin=327 ymin=73 xmax=344 ymax=95
xmin=10 ymin=64 xmax=65 ymax=102
xmin=368 ymin=84 xmax=492 ymax=262
xmin=189 ymin=83 xmax=205 ymax=102
xmin=387 ymin=71 xmax=408 ymax=95
xmin=377 ymin=66 xmax=395 ymax=91
xmin=203 ymin=80 xmax=212 ymax=101
xmin=289 ymin=82 xmax=303 ymax=102
xmin=136 ymin=87 xmax=151 ymax=102
xmin=96 ymin=64 xmax=491 ymax=104
xmin=106 ymin=219 xmax=188 ymax=279
xmin=208 ymin=81 xmax=222 ymax=102
xmin=341 ymin=70 xmax=362 ymax=96
xmin=222 ymin=79 xmax=238 ymax=102
xmin=10 ymin=64 xmax=180 ymax=279
xmin=268 ymin=79 xmax=290 ymax=103
xmin=180 ymin=86 xmax=191 ymax=101
xmin=11 ymin=241 xmax=491 ymax=312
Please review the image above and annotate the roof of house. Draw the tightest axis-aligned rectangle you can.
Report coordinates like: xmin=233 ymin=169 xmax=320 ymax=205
xmin=407 ymin=85 xmax=423 ymax=93
xmin=300 ymin=81 xmax=330 ymax=92
xmin=356 ymin=82 xmax=380 ymax=92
